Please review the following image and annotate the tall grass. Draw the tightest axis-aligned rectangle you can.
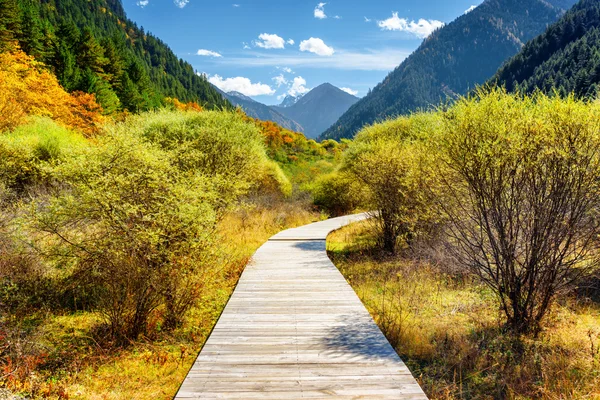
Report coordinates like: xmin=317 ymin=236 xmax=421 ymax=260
xmin=328 ymin=221 xmax=600 ymax=399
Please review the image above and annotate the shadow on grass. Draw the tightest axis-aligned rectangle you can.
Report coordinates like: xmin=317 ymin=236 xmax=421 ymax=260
xmin=576 ymin=273 xmax=600 ymax=305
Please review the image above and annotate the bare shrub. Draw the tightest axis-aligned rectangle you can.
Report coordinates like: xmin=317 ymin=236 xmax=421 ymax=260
xmin=437 ymin=89 xmax=600 ymax=334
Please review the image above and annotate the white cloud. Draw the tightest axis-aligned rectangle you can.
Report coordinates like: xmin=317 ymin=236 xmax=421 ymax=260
xmin=174 ymin=0 xmax=189 ymax=8
xmin=288 ymin=76 xmax=311 ymax=97
xmin=197 ymin=49 xmax=222 ymax=57
xmin=333 ymin=15 xmax=341 ymax=19
xmin=136 ymin=0 xmax=149 ymax=7
xmin=255 ymin=33 xmax=286 ymax=49
xmin=282 ymin=67 xmax=293 ymax=73
xmin=233 ymin=3 xmax=240 ymax=7
xmin=314 ymin=2 xmax=327 ymax=19
xmin=273 ymin=74 xmax=287 ymax=87
xmin=299 ymin=37 xmax=335 ymax=56
xmin=464 ymin=5 xmax=477 ymax=14
xmin=378 ymin=12 xmax=444 ymax=38
xmin=364 ymin=16 xmax=371 ymax=22
xmin=341 ymin=87 xmax=358 ymax=96
xmin=209 ymin=75 xmax=275 ymax=96
xmin=287 ymin=39 xmax=295 ymax=45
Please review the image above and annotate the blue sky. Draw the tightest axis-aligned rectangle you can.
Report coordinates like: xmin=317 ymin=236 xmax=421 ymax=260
xmin=122 ymin=0 xmax=483 ymax=105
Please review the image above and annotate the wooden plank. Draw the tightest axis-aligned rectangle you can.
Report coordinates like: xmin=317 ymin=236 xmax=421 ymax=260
xmin=175 ymin=214 xmax=428 ymax=399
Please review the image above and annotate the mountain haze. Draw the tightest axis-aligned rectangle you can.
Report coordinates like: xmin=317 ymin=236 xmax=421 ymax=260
xmin=320 ymin=0 xmax=577 ymax=140
xmin=491 ymin=0 xmax=600 ymax=99
xmin=274 ymin=83 xmax=359 ymax=139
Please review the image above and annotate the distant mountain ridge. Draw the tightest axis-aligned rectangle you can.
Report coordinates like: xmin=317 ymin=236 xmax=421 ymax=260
xmin=491 ymin=0 xmax=600 ymax=99
xmin=273 ymin=83 xmax=359 ymax=139
xmin=279 ymin=95 xmax=303 ymax=107
xmin=220 ymin=89 xmax=304 ymax=132
xmin=216 ymin=83 xmax=359 ymax=139
xmin=320 ymin=0 xmax=577 ymax=141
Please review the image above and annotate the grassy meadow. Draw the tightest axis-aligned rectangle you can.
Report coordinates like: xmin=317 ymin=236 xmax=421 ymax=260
xmin=328 ymin=221 xmax=600 ymax=399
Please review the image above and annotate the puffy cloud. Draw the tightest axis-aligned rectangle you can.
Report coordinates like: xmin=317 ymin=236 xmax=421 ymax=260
xmin=208 ymin=75 xmax=275 ymax=96
xmin=299 ymin=37 xmax=335 ymax=56
xmin=281 ymin=67 xmax=293 ymax=73
xmin=333 ymin=15 xmax=341 ymax=19
xmin=273 ymin=74 xmax=287 ymax=87
xmin=287 ymin=39 xmax=295 ymax=45
xmin=378 ymin=12 xmax=444 ymax=38
xmin=174 ymin=0 xmax=189 ymax=8
xmin=136 ymin=0 xmax=149 ymax=7
xmin=288 ymin=76 xmax=311 ymax=97
xmin=314 ymin=2 xmax=327 ymax=19
xmin=196 ymin=49 xmax=222 ymax=57
xmin=464 ymin=5 xmax=477 ymax=14
xmin=255 ymin=33 xmax=286 ymax=49
xmin=340 ymin=87 xmax=358 ymax=96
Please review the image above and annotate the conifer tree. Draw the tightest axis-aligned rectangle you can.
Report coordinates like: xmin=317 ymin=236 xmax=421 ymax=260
xmin=0 ymin=0 xmax=22 ymax=50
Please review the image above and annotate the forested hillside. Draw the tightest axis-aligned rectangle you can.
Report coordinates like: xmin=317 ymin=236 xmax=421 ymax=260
xmin=492 ymin=0 xmax=600 ymax=98
xmin=320 ymin=0 xmax=577 ymax=140
xmin=0 ymin=0 xmax=229 ymax=113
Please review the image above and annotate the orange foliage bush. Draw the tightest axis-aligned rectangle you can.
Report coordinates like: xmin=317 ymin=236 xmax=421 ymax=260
xmin=0 ymin=50 xmax=104 ymax=135
xmin=165 ymin=97 xmax=204 ymax=112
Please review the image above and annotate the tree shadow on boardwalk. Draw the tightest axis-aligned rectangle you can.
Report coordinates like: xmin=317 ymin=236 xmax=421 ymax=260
xmin=291 ymin=240 xmax=327 ymax=252
xmin=321 ymin=317 xmax=401 ymax=362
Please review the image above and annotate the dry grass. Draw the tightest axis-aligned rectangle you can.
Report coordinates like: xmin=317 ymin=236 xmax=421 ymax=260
xmin=1 ymin=198 xmax=321 ymax=399
xmin=327 ymin=221 xmax=600 ymax=400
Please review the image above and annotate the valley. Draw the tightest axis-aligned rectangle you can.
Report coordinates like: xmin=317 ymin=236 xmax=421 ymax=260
xmin=1 ymin=0 xmax=600 ymax=399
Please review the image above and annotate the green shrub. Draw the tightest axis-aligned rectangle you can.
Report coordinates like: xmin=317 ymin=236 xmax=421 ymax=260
xmin=343 ymin=113 xmax=442 ymax=253
xmin=0 ymin=117 xmax=88 ymax=195
xmin=30 ymin=109 xmax=293 ymax=342
xmin=123 ymin=110 xmax=290 ymax=204
xmin=437 ymin=88 xmax=600 ymax=334
xmin=35 ymin=128 xmax=220 ymax=340
xmin=310 ymin=171 xmax=362 ymax=217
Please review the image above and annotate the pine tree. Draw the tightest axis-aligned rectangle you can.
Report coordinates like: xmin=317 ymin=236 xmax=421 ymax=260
xmin=77 ymin=28 xmax=108 ymax=75
xmin=18 ymin=0 xmax=44 ymax=59
xmin=0 ymin=0 xmax=22 ymax=50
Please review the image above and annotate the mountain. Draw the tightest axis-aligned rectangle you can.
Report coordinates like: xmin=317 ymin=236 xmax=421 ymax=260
xmin=320 ymin=0 xmax=577 ymax=141
xmin=223 ymin=90 xmax=304 ymax=132
xmin=491 ymin=0 xmax=600 ymax=99
xmin=279 ymin=95 xmax=303 ymax=108
xmin=274 ymin=83 xmax=359 ymax=139
xmin=0 ymin=0 xmax=229 ymax=113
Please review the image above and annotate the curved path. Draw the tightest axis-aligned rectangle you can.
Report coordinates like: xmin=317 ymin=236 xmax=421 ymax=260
xmin=175 ymin=214 xmax=427 ymax=399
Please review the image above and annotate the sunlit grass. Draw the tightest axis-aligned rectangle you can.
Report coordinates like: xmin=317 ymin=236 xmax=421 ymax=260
xmin=328 ymin=221 xmax=600 ymax=399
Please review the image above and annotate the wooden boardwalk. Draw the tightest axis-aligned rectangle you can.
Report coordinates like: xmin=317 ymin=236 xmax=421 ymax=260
xmin=175 ymin=214 xmax=427 ymax=399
